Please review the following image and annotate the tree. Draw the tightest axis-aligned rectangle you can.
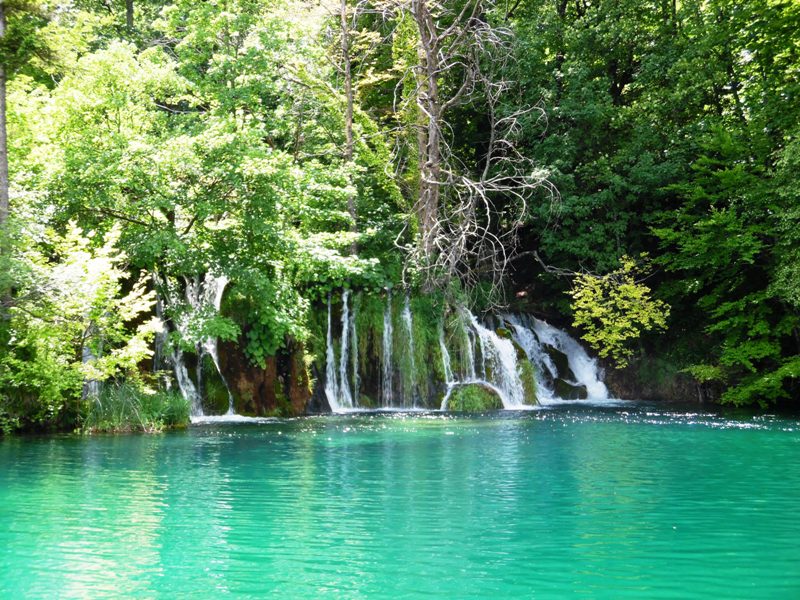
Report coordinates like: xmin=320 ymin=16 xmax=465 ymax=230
xmin=1 ymin=0 xmax=9 ymax=227
xmin=373 ymin=0 xmax=554 ymax=297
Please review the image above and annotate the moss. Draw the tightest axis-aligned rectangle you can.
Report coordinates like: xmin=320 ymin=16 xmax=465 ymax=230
xmin=358 ymin=394 xmax=378 ymax=409
xmin=545 ymin=345 xmax=577 ymax=381
xmin=519 ymin=359 xmax=538 ymax=405
xmin=444 ymin=310 xmax=474 ymax=379
xmin=496 ymin=327 xmax=512 ymax=340
xmin=447 ymin=383 xmax=503 ymax=412
xmin=410 ymin=294 xmax=445 ymax=396
xmin=202 ymin=355 xmax=231 ymax=414
xmin=355 ymin=292 xmax=386 ymax=377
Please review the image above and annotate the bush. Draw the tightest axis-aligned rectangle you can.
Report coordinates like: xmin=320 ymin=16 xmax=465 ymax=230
xmin=82 ymin=383 xmax=190 ymax=433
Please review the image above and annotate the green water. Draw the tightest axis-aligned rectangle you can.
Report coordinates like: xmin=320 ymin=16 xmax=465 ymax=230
xmin=2 ymin=405 xmax=799 ymax=598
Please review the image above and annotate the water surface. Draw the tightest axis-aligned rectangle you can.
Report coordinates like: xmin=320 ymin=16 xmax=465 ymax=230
xmin=2 ymin=404 xmax=799 ymax=598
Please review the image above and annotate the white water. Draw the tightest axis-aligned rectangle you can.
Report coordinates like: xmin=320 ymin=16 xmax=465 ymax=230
xmin=324 ymin=294 xmax=341 ymax=411
xmin=321 ymin=291 xmax=611 ymax=412
xmin=402 ymin=295 xmax=418 ymax=408
xmin=439 ymin=327 xmax=454 ymax=384
xmin=173 ymin=347 xmax=202 ymax=415
xmin=505 ymin=314 xmax=558 ymax=401
xmin=505 ymin=314 xmax=610 ymax=404
xmin=338 ymin=291 xmax=355 ymax=409
xmin=466 ymin=313 xmax=526 ymax=409
xmin=463 ymin=325 xmax=477 ymax=380
xmin=170 ymin=276 xmax=203 ymax=416
xmin=190 ymin=414 xmax=277 ymax=424
xmin=351 ymin=294 xmax=359 ymax=406
xmin=382 ymin=289 xmax=394 ymax=407
xmin=201 ymin=274 xmax=235 ymax=415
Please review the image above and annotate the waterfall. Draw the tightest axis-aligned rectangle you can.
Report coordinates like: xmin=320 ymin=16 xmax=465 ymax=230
xmin=463 ymin=324 xmax=477 ymax=381
xmin=439 ymin=327 xmax=454 ymax=384
xmin=530 ymin=317 xmax=608 ymax=400
xmin=173 ymin=348 xmax=202 ymax=416
xmin=505 ymin=314 xmax=558 ymax=401
xmin=401 ymin=295 xmax=418 ymax=407
xmin=351 ymin=293 xmax=360 ymax=407
xmin=338 ymin=290 xmax=354 ymax=409
xmin=319 ymin=289 xmax=611 ymax=412
xmin=158 ymin=272 xmax=233 ymax=417
xmin=324 ymin=294 xmax=341 ymax=411
xmin=382 ymin=289 xmax=393 ymax=407
xmin=466 ymin=313 xmax=526 ymax=409
xmin=163 ymin=276 xmax=204 ymax=416
xmin=504 ymin=314 xmax=609 ymax=403
xmin=201 ymin=274 xmax=235 ymax=415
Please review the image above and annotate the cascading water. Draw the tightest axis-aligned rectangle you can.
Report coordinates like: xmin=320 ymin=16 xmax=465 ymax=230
xmin=201 ymin=274 xmax=235 ymax=415
xmin=466 ymin=313 xmax=527 ymax=409
xmin=463 ymin=326 xmax=477 ymax=381
xmin=167 ymin=272 xmax=236 ymax=418
xmin=324 ymin=294 xmax=341 ymax=411
xmin=167 ymin=276 xmax=203 ymax=416
xmin=505 ymin=314 xmax=609 ymax=403
xmin=382 ymin=289 xmax=394 ymax=407
xmin=401 ymin=295 xmax=418 ymax=408
xmin=505 ymin=314 xmax=559 ymax=400
xmin=351 ymin=294 xmax=359 ymax=406
xmin=321 ymin=289 xmax=612 ymax=412
xmin=338 ymin=290 xmax=354 ymax=409
xmin=439 ymin=327 xmax=454 ymax=385
xmin=173 ymin=347 xmax=202 ymax=416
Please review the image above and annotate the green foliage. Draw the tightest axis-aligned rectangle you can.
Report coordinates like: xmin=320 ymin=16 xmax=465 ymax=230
xmin=3 ymin=0 xmax=800 ymax=420
xmin=82 ymin=383 xmax=189 ymax=433
xmin=0 ymin=222 xmax=158 ymax=431
xmin=447 ymin=384 xmax=503 ymax=412
xmin=518 ymin=359 xmax=538 ymax=406
xmin=569 ymin=256 xmax=670 ymax=368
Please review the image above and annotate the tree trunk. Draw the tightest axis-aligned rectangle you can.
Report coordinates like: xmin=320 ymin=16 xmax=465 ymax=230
xmin=340 ymin=0 xmax=357 ymax=253
xmin=125 ymin=0 xmax=134 ymax=30
xmin=413 ymin=0 xmax=441 ymax=260
xmin=0 ymin=0 xmax=9 ymax=227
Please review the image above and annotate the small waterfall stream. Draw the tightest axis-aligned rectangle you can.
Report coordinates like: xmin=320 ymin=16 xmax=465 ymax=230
xmin=402 ymin=295 xmax=418 ymax=408
xmin=202 ymin=274 xmax=235 ymax=415
xmin=169 ymin=272 xmax=235 ymax=417
xmin=324 ymin=294 xmax=341 ymax=411
xmin=382 ymin=289 xmax=394 ymax=408
xmin=505 ymin=313 xmax=609 ymax=404
xmin=338 ymin=290 xmax=355 ymax=409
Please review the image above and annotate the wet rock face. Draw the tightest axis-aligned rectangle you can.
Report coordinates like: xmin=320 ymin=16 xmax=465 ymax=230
xmin=543 ymin=345 xmax=577 ymax=383
xmin=553 ymin=378 xmax=588 ymax=400
xmin=220 ymin=338 xmax=312 ymax=417
xmin=602 ymin=356 xmax=715 ymax=403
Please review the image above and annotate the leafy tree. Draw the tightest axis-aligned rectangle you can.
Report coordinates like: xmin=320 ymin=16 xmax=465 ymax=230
xmin=0 ymin=223 xmax=157 ymax=431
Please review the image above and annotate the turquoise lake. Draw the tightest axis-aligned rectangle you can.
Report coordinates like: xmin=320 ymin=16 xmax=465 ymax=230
xmin=2 ymin=404 xmax=799 ymax=598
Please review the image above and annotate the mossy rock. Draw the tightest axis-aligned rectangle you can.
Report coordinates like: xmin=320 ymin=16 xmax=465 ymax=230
xmin=545 ymin=345 xmax=577 ymax=382
xmin=446 ymin=383 xmax=504 ymax=412
xmin=554 ymin=378 xmax=588 ymax=400
xmin=519 ymin=359 xmax=538 ymax=405
xmin=495 ymin=327 xmax=512 ymax=340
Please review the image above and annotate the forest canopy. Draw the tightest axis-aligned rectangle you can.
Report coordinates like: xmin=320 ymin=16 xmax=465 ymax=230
xmin=1 ymin=0 xmax=798 ymax=431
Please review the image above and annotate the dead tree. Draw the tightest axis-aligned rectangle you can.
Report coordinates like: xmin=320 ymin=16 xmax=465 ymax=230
xmin=396 ymin=0 xmax=556 ymax=300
